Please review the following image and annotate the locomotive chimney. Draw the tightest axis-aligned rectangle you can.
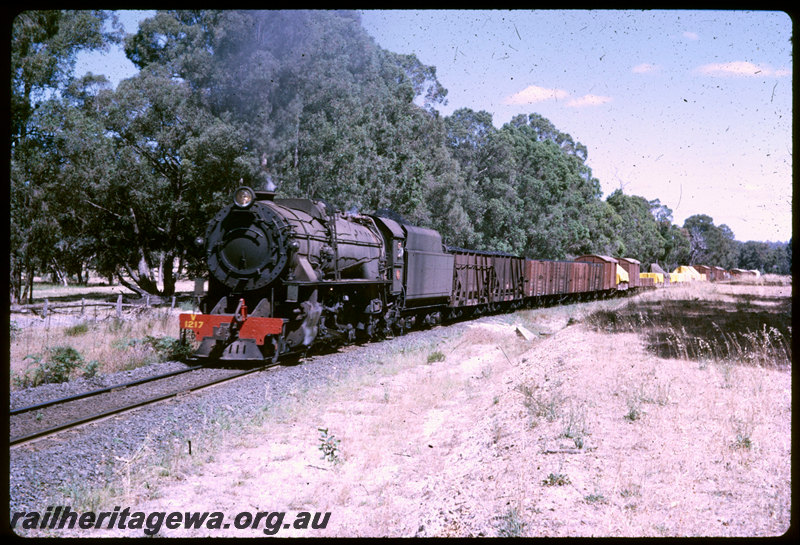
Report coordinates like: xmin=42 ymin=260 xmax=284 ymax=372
xmin=254 ymin=175 xmax=277 ymax=201
xmin=257 ymin=155 xmax=278 ymax=201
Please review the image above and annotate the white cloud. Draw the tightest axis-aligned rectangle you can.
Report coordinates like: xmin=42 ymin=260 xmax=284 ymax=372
xmin=632 ymin=63 xmax=659 ymax=74
xmin=683 ymin=31 xmax=699 ymax=41
xmin=696 ymin=61 xmax=789 ymax=77
xmin=504 ymin=86 xmax=612 ymax=108
xmin=566 ymin=94 xmax=612 ymax=108
xmin=504 ymin=85 xmax=569 ymax=104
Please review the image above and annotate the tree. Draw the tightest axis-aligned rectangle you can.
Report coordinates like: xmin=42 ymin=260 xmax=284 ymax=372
xmin=738 ymin=240 xmax=791 ymax=274
xmin=87 ymin=66 xmax=251 ymax=296
xmin=478 ymin=114 xmax=604 ymax=259
xmin=33 ymin=75 xmax=118 ymax=286
xmin=11 ymin=10 xmax=121 ymax=146
xmin=605 ymin=190 xmax=665 ymax=265
xmin=683 ymin=214 xmax=738 ymax=269
xmin=684 ymin=214 xmax=714 ymax=264
xmin=646 ymin=199 xmax=690 ymax=270
xmin=738 ymin=241 xmax=770 ymax=272
xmin=584 ymin=200 xmax=626 ymax=258
xmin=442 ymin=108 xmax=500 ymax=249
xmin=786 ymin=237 xmax=792 ymax=273
xmin=103 ymin=10 xmax=461 ymax=292
xmin=10 ymin=10 xmax=122 ymax=303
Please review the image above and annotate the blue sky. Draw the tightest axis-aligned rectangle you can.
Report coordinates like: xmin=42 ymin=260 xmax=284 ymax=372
xmin=76 ymin=10 xmax=792 ymax=242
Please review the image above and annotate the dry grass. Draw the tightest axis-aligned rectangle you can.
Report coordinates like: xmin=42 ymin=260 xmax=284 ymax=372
xmin=584 ymin=281 xmax=791 ymax=368
xmin=9 ymin=280 xmax=197 ymax=388
xmin=18 ymin=279 xmax=791 ymax=537
xmin=726 ymin=274 xmax=792 ymax=287
xmin=9 ymin=308 xmax=185 ymax=388
xmin=9 ymin=309 xmax=189 ymax=389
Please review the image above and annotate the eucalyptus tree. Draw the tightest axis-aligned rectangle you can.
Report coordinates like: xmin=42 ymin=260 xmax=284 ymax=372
xmin=442 ymin=108 xmax=501 ymax=249
xmin=10 ymin=10 xmax=121 ymax=303
xmin=683 ymin=214 xmax=738 ymax=269
xmin=737 ymin=240 xmax=791 ymax=274
xmin=122 ymin=10 xmax=460 ymax=263
xmin=645 ymin=199 xmax=690 ymax=270
xmin=477 ymin=113 xmax=605 ymax=259
xmin=605 ymin=190 xmax=666 ymax=264
xmin=91 ymin=66 xmax=251 ymax=296
xmin=785 ymin=237 xmax=792 ymax=273
xmin=34 ymin=75 xmax=119 ymax=286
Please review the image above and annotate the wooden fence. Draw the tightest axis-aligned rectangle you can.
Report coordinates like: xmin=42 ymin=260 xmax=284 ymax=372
xmin=10 ymin=294 xmax=182 ymax=319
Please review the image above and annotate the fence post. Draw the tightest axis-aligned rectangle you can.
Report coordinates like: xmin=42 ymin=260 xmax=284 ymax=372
xmin=43 ymin=299 xmax=49 ymax=318
xmin=81 ymin=298 xmax=85 ymax=316
xmin=146 ymin=295 xmax=150 ymax=308
xmin=171 ymin=295 xmax=176 ymax=309
xmin=116 ymin=294 xmax=123 ymax=318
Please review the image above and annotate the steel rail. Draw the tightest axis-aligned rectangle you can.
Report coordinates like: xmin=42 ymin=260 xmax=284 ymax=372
xmin=9 ymin=365 xmax=271 ymax=447
xmin=10 ymin=365 xmax=204 ymax=416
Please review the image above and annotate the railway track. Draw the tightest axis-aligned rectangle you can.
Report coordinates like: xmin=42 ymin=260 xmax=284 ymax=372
xmin=9 ymin=289 xmax=641 ymax=449
xmin=9 ymin=364 xmax=275 ymax=447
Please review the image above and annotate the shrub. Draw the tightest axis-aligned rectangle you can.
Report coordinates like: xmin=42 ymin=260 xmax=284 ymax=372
xmin=427 ymin=350 xmax=445 ymax=363
xmin=17 ymin=346 xmax=86 ymax=387
xmin=83 ymin=359 xmax=101 ymax=379
xmin=155 ymin=336 xmax=195 ymax=361
xmin=562 ymin=403 xmax=589 ymax=448
xmin=730 ymin=415 xmax=755 ymax=450
xmin=624 ymin=399 xmax=643 ymax=422
xmin=318 ymin=427 xmax=341 ymax=464
xmin=584 ymin=492 xmax=608 ymax=505
xmin=65 ymin=322 xmax=90 ymax=337
xmin=732 ymin=433 xmax=752 ymax=450
xmin=517 ymin=383 xmax=561 ymax=428
xmin=44 ymin=346 xmax=85 ymax=383
xmin=496 ymin=508 xmax=526 ymax=537
xmin=542 ymin=472 xmax=571 ymax=486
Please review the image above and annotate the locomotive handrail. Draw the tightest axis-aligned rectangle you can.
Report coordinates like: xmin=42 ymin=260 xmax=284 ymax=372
xmin=328 ymin=208 xmax=341 ymax=281
xmin=282 ymin=278 xmax=391 ymax=286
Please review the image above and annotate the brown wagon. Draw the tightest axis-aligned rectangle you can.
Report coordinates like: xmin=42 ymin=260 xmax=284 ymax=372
xmin=449 ymin=249 xmax=525 ymax=307
xmin=693 ymin=264 xmax=713 ymax=281
xmin=712 ymin=266 xmax=730 ymax=281
xmin=524 ymin=260 xmax=607 ymax=296
xmin=615 ymin=257 xmax=641 ymax=288
xmin=575 ymin=255 xmax=618 ymax=291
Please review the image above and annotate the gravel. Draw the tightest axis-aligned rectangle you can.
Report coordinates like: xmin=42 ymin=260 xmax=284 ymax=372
xmin=9 ymin=361 xmax=191 ymax=411
xmin=8 ymin=322 xmax=469 ymax=515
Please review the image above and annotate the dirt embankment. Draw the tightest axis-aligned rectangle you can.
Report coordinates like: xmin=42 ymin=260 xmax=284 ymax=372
xmin=48 ymin=285 xmax=790 ymax=538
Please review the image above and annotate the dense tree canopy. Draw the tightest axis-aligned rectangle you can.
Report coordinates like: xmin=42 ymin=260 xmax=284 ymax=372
xmin=9 ymin=9 xmax=790 ymax=301
xmin=606 ymin=190 xmax=665 ymax=266
xmin=683 ymin=214 xmax=739 ymax=270
xmin=10 ymin=10 xmax=122 ymax=302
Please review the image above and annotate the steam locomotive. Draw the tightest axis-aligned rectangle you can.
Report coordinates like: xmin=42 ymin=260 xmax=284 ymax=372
xmin=180 ymin=185 xmax=643 ymax=363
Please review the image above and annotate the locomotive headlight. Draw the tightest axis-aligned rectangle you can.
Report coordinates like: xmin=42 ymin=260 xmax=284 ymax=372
xmin=233 ymin=186 xmax=255 ymax=208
